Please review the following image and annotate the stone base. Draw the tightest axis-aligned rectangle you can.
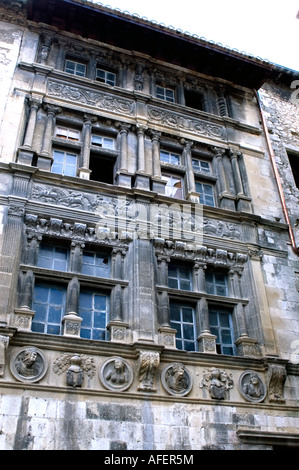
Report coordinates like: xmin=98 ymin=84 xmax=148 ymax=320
xmin=62 ymin=312 xmax=82 ymax=337
xmin=107 ymin=320 xmax=130 ymax=343
xmin=159 ymin=326 xmax=177 ymax=349
xmin=14 ymin=308 xmax=35 ymax=332
xmin=197 ymin=331 xmax=217 ymax=354
xmin=235 ymin=335 xmax=262 ymax=358
xmin=115 ymin=171 xmax=132 ymax=188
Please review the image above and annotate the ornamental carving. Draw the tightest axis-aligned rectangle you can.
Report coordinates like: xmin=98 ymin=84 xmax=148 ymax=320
xmin=161 ymin=362 xmax=193 ymax=397
xmin=267 ymin=364 xmax=287 ymax=403
xmin=148 ymin=106 xmax=226 ymax=140
xmin=10 ymin=347 xmax=48 ymax=383
xmin=100 ymin=356 xmax=133 ymax=392
xmin=200 ymin=367 xmax=234 ymax=400
xmin=154 ymin=238 xmax=247 ymax=270
xmin=137 ymin=350 xmax=160 ymax=392
xmin=48 ymin=80 xmax=135 ymax=116
xmin=238 ymin=370 xmax=266 ymax=403
xmin=53 ymin=353 xmax=96 ymax=387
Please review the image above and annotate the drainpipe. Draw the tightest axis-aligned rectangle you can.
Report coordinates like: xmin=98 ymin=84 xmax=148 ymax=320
xmin=254 ymin=89 xmax=299 ymax=256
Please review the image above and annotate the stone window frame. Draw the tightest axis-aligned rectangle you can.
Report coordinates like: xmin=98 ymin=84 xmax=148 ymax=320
xmin=16 ymin=219 xmax=129 ymax=342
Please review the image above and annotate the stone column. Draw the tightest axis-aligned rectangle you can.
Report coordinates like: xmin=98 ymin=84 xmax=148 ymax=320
xmin=183 ymin=139 xmax=199 ymax=202
xmin=79 ymin=115 xmax=96 ymax=180
xmin=213 ymin=147 xmax=235 ymax=210
xmin=23 ymin=99 xmax=40 ymax=149
xmin=193 ymin=262 xmax=206 ymax=292
xmin=151 ymin=132 xmax=166 ymax=194
xmin=69 ymin=242 xmax=84 ymax=273
xmin=116 ymin=124 xmax=132 ymax=188
xmin=108 ymin=247 xmax=129 ymax=343
xmin=14 ymin=270 xmax=36 ymax=332
xmin=62 ymin=277 xmax=82 ymax=338
xmin=134 ymin=125 xmax=151 ymax=190
xmin=38 ymin=105 xmax=61 ymax=170
xmin=229 ymin=150 xmax=252 ymax=212
xmin=18 ymin=98 xmax=41 ymax=165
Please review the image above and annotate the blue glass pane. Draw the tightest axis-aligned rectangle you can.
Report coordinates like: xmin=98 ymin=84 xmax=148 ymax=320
xmin=79 ymin=292 xmax=93 ymax=309
xmin=209 ymin=312 xmax=218 ymax=326
xmin=48 ymin=306 xmax=63 ymax=323
xmin=170 ymin=304 xmax=180 ymax=321
xmin=183 ymin=324 xmax=194 ymax=340
xmin=182 ymin=307 xmax=193 ymax=323
xmin=219 ymin=313 xmax=230 ymax=327
xmin=176 ymin=339 xmax=183 ymax=350
xmin=33 ymin=304 xmax=47 ymax=322
xmin=180 ymin=280 xmax=191 ymax=291
xmin=184 ymin=341 xmax=195 ymax=352
xmin=94 ymin=312 xmax=107 ymax=329
xmin=31 ymin=322 xmax=45 ymax=333
xmin=222 ymin=346 xmax=234 ymax=355
xmin=47 ymin=324 xmax=60 ymax=335
xmin=80 ymin=328 xmax=91 ymax=339
xmin=33 ymin=285 xmax=50 ymax=303
xmin=94 ymin=295 xmax=107 ymax=311
xmin=53 ymin=151 xmax=64 ymax=163
xmin=93 ymin=329 xmax=106 ymax=341
xmin=168 ymin=278 xmax=178 ymax=289
xmin=49 ymin=288 xmax=65 ymax=305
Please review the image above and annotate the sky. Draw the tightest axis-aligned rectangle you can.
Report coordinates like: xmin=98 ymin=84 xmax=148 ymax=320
xmin=88 ymin=0 xmax=299 ymax=71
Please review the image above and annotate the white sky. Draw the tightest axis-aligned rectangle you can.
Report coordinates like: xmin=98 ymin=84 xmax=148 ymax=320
xmin=90 ymin=0 xmax=299 ymax=71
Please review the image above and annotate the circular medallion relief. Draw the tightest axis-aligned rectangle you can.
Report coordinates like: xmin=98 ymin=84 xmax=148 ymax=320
xmin=161 ymin=362 xmax=193 ymax=397
xmin=238 ymin=370 xmax=266 ymax=403
xmin=99 ymin=356 xmax=134 ymax=392
xmin=10 ymin=346 xmax=48 ymax=383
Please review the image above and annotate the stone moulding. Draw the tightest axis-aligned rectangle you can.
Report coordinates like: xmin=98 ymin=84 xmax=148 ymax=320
xmin=148 ymin=105 xmax=226 ymax=140
xmin=48 ymin=80 xmax=135 ymax=116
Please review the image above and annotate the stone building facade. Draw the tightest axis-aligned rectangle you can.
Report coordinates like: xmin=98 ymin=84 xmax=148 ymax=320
xmin=0 ymin=0 xmax=298 ymax=450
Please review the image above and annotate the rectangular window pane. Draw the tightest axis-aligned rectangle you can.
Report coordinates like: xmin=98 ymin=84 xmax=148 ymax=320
xmin=168 ymin=265 xmax=192 ymax=290
xmin=82 ymin=251 xmax=110 ymax=277
xmin=78 ymin=290 xmax=109 ymax=341
xmin=37 ymin=244 xmax=68 ymax=271
xmin=32 ymin=283 xmax=66 ymax=335
xmin=52 ymin=151 xmax=77 ymax=177
xmin=209 ymin=309 xmax=235 ymax=355
xmin=170 ymin=302 xmax=196 ymax=351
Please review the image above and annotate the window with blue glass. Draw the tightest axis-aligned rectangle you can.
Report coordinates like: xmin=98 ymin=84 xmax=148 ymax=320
xmin=32 ymin=283 xmax=66 ymax=335
xmin=65 ymin=59 xmax=86 ymax=77
xmin=195 ymin=181 xmax=215 ymax=207
xmin=168 ymin=264 xmax=192 ymax=291
xmin=206 ymin=270 xmax=228 ymax=296
xmin=52 ymin=150 xmax=77 ymax=177
xmin=82 ymin=251 xmax=110 ymax=277
xmin=156 ymin=85 xmax=175 ymax=102
xmin=78 ymin=289 xmax=109 ymax=340
xmin=160 ymin=150 xmax=180 ymax=165
xmin=192 ymin=159 xmax=211 ymax=174
xmin=37 ymin=244 xmax=68 ymax=271
xmin=209 ymin=308 xmax=235 ymax=355
xmin=96 ymin=68 xmax=116 ymax=86
xmin=170 ymin=302 xmax=197 ymax=351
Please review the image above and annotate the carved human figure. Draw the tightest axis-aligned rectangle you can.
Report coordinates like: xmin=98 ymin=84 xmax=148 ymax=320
xmin=15 ymin=347 xmax=38 ymax=377
xmin=243 ymin=372 xmax=264 ymax=399
xmin=162 ymin=362 xmax=193 ymax=397
xmin=238 ymin=370 xmax=266 ymax=403
xmin=209 ymin=368 xmax=227 ymax=400
xmin=11 ymin=347 xmax=47 ymax=383
xmin=66 ymin=355 xmax=84 ymax=388
xmin=105 ymin=358 xmax=129 ymax=386
xmin=100 ymin=356 xmax=133 ymax=392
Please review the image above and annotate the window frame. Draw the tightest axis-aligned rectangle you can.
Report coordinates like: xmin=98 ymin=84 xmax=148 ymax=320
xmin=160 ymin=149 xmax=181 ymax=166
xmin=161 ymin=173 xmax=184 ymax=199
xmin=51 ymin=149 xmax=78 ymax=177
xmin=96 ymin=67 xmax=116 ymax=86
xmin=32 ymin=282 xmax=67 ymax=336
xmin=195 ymin=180 xmax=215 ymax=207
xmin=170 ymin=301 xmax=198 ymax=352
xmin=168 ymin=263 xmax=193 ymax=291
xmin=156 ymin=85 xmax=175 ymax=103
xmin=209 ymin=307 xmax=236 ymax=355
xmin=205 ymin=269 xmax=229 ymax=297
xmin=78 ymin=288 xmax=109 ymax=341
xmin=64 ymin=58 xmax=87 ymax=77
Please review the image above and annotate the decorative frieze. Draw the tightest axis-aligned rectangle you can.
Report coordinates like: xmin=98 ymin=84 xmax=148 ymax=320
xmin=148 ymin=106 xmax=226 ymax=140
xmin=48 ymin=80 xmax=135 ymax=116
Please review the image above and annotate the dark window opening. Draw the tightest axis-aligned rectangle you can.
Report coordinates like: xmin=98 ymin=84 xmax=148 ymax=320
xmin=287 ymin=151 xmax=299 ymax=188
xmin=184 ymin=90 xmax=204 ymax=111
xmin=89 ymin=155 xmax=114 ymax=184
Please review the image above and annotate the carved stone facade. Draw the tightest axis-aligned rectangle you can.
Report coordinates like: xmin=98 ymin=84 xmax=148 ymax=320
xmin=0 ymin=0 xmax=298 ymax=451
